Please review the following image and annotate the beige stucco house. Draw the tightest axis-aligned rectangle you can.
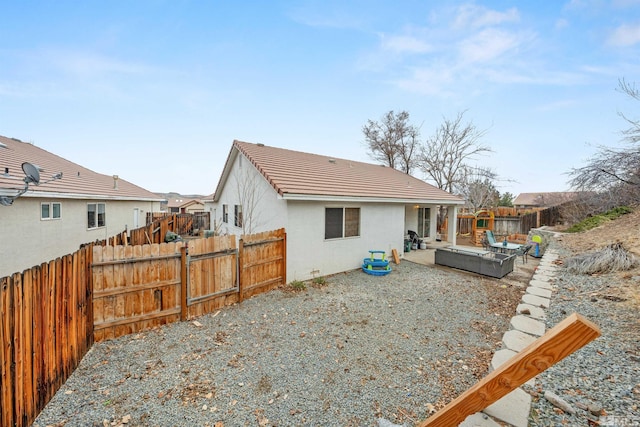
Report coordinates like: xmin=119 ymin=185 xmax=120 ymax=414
xmin=0 ymin=136 xmax=164 ymax=278
xmin=211 ymin=140 xmax=464 ymax=282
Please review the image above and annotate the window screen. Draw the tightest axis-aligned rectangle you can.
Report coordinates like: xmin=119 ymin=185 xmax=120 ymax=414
xmin=325 ymin=208 xmax=343 ymax=239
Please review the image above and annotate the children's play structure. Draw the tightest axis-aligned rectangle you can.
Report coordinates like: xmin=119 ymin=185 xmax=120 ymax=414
xmin=457 ymin=210 xmax=495 ymax=246
xmin=362 ymin=250 xmax=392 ymax=276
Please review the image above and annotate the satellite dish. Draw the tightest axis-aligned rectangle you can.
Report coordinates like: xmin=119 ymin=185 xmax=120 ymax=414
xmin=22 ymin=162 xmax=40 ymax=185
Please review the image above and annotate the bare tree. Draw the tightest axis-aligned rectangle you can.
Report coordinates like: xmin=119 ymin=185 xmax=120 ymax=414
xmin=418 ymin=111 xmax=491 ymax=227
xmin=419 ymin=110 xmax=491 ymax=193
xmin=454 ymin=166 xmax=499 ymax=212
xmin=362 ymin=110 xmax=420 ymax=174
xmin=233 ymin=166 xmax=266 ymax=235
xmin=569 ymin=79 xmax=640 ymax=195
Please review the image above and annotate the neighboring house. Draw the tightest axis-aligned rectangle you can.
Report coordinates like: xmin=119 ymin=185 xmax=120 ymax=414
xmin=513 ymin=192 xmax=584 ymax=209
xmin=166 ymin=197 xmax=188 ymax=213
xmin=179 ymin=199 xmax=204 ymax=214
xmin=165 ymin=197 xmax=204 ymax=213
xmin=212 ymin=140 xmax=464 ymax=282
xmin=0 ymin=136 xmax=164 ymax=278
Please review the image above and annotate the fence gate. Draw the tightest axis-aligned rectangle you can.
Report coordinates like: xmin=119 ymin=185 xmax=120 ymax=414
xmin=239 ymin=228 xmax=287 ymax=301
xmin=185 ymin=235 xmax=239 ymax=318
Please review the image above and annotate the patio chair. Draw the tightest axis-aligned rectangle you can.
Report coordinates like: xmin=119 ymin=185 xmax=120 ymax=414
xmin=480 ymin=234 xmax=492 ymax=252
xmin=485 ymin=230 xmax=498 ymax=246
xmin=514 ymin=244 xmax=532 ymax=263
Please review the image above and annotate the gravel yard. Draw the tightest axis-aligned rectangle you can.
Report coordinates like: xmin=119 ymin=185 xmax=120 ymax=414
xmin=527 ymin=242 xmax=640 ymax=426
xmin=34 ymin=260 xmax=526 ymax=427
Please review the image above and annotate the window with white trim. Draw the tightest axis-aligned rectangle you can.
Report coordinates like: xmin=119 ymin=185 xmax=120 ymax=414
xmin=234 ymin=204 xmax=243 ymax=227
xmin=325 ymin=207 xmax=360 ymax=239
xmin=87 ymin=203 xmax=106 ymax=229
xmin=41 ymin=202 xmax=61 ymax=220
xmin=222 ymin=204 xmax=228 ymax=223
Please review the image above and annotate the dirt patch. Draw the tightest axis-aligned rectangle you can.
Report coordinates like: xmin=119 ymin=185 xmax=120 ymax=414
xmin=554 ymin=208 xmax=640 ymax=304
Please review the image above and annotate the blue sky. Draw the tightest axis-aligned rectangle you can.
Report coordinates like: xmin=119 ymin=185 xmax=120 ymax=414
xmin=1 ymin=1 xmax=639 ymax=197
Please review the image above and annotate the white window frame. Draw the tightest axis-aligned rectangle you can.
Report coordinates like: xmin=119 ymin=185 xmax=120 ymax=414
xmin=222 ymin=204 xmax=228 ymax=223
xmin=87 ymin=202 xmax=106 ymax=229
xmin=324 ymin=207 xmax=360 ymax=240
xmin=41 ymin=202 xmax=61 ymax=220
xmin=234 ymin=204 xmax=243 ymax=228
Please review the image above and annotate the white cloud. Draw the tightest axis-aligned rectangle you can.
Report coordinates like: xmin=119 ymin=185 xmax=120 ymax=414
xmin=47 ymin=50 xmax=152 ymax=77
xmin=380 ymin=34 xmax=432 ymax=54
xmin=394 ymin=65 xmax=455 ymax=96
xmin=555 ymin=18 xmax=570 ymax=30
xmin=453 ymin=4 xmax=520 ymax=30
xmin=607 ymin=23 xmax=640 ymax=46
xmin=457 ymin=28 xmax=522 ymax=63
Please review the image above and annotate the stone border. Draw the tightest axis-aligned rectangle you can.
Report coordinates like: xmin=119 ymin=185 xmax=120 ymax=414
xmin=460 ymin=250 xmax=560 ymax=427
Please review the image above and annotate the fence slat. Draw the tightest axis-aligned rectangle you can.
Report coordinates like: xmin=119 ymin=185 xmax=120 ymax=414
xmin=2 ymin=227 xmax=286 ymax=426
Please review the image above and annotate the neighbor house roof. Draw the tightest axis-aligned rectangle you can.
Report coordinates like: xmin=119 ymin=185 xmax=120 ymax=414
xmin=513 ymin=192 xmax=584 ymax=207
xmin=0 ymin=135 xmax=164 ymax=201
xmin=214 ymin=140 xmax=464 ymax=204
xmin=166 ymin=197 xmax=200 ymax=209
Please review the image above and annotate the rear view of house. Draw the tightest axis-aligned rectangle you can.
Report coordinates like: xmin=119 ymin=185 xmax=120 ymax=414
xmin=210 ymin=140 xmax=464 ymax=282
xmin=0 ymin=136 xmax=164 ymax=277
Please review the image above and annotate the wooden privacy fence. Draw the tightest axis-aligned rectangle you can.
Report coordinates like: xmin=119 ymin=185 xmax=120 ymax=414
xmin=93 ymin=228 xmax=286 ymax=341
xmin=1 ymin=228 xmax=286 ymax=427
xmin=98 ymin=213 xmax=211 ymax=247
xmin=1 ymin=246 xmax=93 ymax=427
xmin=456 ymin=205 xmax=564 ymax=242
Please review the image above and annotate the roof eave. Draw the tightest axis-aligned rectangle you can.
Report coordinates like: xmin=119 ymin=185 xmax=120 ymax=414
xmin=281 ymin=193 xmax=465 ymax=205
xmin=20 ymin=191 xmax=164 ymax=202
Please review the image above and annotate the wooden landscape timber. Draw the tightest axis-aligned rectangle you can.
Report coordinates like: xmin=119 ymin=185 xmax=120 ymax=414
xmin=417 ymin=313 xmax=601 ymax=427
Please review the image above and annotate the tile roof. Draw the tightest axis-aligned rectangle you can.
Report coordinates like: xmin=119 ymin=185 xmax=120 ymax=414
xmin=0 ymin=135 xmax=163 ymax=201
xmin=513 ymin=192 xmax=583 ymax=207
xmin=214 ymin=140 xmax=464 ymax=204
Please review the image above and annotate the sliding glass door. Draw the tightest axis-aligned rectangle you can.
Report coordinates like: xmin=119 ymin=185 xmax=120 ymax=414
xmin=417 ymin=207 xmax=431 ymax=238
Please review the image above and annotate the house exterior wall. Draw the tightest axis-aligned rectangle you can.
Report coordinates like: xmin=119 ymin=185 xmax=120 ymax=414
xmin=404 ymin=204 xmax=440 ymax=241
xmin=286 ymin=201 xmax=405 ymax=282
xmin=184 ymin=203 xmax=204 ymax=214
xmin=0 ymin=197 xmax=160 ymax=278
xmin=212 ymin=153 xmax=288 ymax=236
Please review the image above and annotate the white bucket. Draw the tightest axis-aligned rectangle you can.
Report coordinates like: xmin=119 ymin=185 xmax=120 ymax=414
xmin=420 ymin=242 xmax=427 ymax=250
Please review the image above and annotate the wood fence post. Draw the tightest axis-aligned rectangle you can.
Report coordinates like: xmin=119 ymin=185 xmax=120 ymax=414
xmin=238 ymin=238 xmax=244 ymax=303
xmin=417 ymin=313 xmax=600 ymax=427
xmin=180 ymin=245 xmax=188 ymax=321
xmin=282 ymin=229 xmax=287 ymax=286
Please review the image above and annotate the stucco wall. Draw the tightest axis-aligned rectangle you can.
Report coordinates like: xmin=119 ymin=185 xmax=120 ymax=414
xmin=211 ymin=153 xmax=288 ymax=236
xmin=286 ymin=201 xmax=405 ymax=282
xmin=0 ymin=197 xmax=160 ymax=278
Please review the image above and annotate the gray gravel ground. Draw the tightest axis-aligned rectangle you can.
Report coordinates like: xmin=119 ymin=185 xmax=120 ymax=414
xmin=527 ymin=242 xmax=640 ymax=426
xmin=34 ymin=261 xmax=524 ymax=427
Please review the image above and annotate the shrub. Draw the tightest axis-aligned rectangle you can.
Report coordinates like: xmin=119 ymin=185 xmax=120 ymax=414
xmin=566 ymin=206 xmax=633 ymax=233
xmin=289 ymin=280 xmax=306 ymax=291
xmin=312 ymin=277 xmax=326 ymax=285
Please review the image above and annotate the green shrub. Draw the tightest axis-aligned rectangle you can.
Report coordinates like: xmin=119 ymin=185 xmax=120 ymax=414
xmin=289 ymin=280 xmax=306 ymax=291
xmin=566 ymin=206 xmax=633 ymax=233
xmin=312 ymin=277 xmax=326 ymax=285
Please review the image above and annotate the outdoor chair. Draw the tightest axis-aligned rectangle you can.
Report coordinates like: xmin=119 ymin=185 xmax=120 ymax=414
xmin=514 ymin=244 xmax=532 ymax=263
xmin=480 ymin=234 xmax=493 ymax=252
xmin=485 ymin=230 xmax=498 ymax=246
